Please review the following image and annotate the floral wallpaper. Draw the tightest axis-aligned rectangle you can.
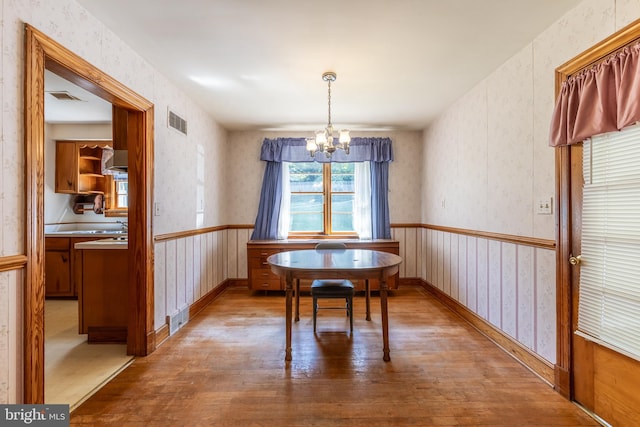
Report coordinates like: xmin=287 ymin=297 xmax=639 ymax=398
xmin=1 ymin=0 xmax=640 ymax=404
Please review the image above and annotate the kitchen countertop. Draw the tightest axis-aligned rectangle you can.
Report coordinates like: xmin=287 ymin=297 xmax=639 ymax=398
xmin=74 ymin=237 xmax=128 ymax=250
xmin=45 ymin=230 xmax=126 ymax=237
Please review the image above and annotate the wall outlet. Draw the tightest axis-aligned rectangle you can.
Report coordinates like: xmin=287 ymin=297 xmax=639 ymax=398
xmin=536 ymin=197 xmax=553 ymax=215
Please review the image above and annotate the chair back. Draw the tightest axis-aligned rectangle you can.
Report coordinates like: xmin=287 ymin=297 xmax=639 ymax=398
xmin=315 ymin=242 xmax=347 ymax=250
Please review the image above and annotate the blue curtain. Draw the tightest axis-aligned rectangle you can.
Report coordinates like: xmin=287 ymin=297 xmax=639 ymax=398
xmin=259 ymin=137 xmax=393 ymax=163
xmin=249 ymin=161 xmax=283 ymax=240
xmin=370 ymin=161 xmax=391 ymax=239
xmin=251 ymin=137 xmax=393 ymax=240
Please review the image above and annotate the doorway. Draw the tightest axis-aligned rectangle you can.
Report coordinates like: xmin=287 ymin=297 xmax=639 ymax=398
xmin=24 ymin=24 xmax=155 ymax=404
xmin=43 ymin=69 xmax=133 ymax=408
xmin=555 ymin=18 xmax=640 ymax=426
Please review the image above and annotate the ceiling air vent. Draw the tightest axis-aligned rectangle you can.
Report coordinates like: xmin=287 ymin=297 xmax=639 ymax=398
xmin=168 ymin=110 xmax=187 ymax=135
xmin=47 ymin=91 xmax=82 ymax=101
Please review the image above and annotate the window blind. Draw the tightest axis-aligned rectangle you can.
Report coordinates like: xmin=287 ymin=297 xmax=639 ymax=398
xmin=578 ymin=124 xmax=640 ymax=361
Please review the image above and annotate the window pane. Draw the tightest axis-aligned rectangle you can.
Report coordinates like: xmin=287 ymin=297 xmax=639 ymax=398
xmin=290 ymin=163 xmax=323 ymax=192
xmin=290 ymin=194 xmax=323 ymax=213
xmin=291 ymin=213 xmax=323 ymax=232
xmin=331 ymin=194 xmax=354 ymax=231
xmin=331 ymin=213 xmax=353 ymax=232
xmin=290 ymin=194 xmax=323 ymax=232
xmin=331 ymin=163 xmax=355 ymax=192
xmin=332 ymin=194 xmax=353 ymax=213
xmin=116 ymin=180 xmax=128 ymax=208
xmin=117 ymin=195 xmax=128 ymax=208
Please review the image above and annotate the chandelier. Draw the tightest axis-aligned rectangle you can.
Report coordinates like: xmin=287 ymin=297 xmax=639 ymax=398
xmin=306 ymin=71 xmax=351 ymax=157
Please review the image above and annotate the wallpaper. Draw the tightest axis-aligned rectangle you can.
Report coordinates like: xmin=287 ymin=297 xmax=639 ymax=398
xmin=1 ymin=0 xmax=640 ymax=404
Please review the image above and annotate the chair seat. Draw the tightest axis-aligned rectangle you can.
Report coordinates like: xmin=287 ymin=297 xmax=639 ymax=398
xmin=311 ymin=279 xmax=354 ymax=333
xmin=311 ymin=279 xmax=354 ymax=295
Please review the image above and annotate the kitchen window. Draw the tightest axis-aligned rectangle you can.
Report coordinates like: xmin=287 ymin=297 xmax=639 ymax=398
xmin=104 ymin=174 xmax=128 ymax=217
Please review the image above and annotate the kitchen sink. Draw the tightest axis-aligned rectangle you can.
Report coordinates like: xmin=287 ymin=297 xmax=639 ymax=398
xmin=69 ymin=229 xmax=126 ymax=234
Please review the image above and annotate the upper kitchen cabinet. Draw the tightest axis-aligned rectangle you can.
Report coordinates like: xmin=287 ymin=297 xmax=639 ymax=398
xmin=112 ymin=104 xmax=129 ymax=150
xmin=55 ymin=139 xmax=112 ymax=194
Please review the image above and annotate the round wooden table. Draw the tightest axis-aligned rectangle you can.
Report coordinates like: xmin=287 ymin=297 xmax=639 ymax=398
xmin=268 ymin=248 xmax=402 ymax=362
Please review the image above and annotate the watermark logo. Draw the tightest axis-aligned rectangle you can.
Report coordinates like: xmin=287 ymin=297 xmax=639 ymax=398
xmin=0 ymin=405 xmax=69 ymax=427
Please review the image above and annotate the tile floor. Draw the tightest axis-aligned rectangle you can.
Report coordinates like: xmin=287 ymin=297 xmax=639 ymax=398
xmin=45 ymin=299 xmax=133 ymax=411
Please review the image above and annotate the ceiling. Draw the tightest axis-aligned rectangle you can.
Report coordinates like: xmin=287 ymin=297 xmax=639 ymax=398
xmin=51 ymin=0 xmax=581 ymax=130
xmin=45 ymin=70 xmax=112 ymax=123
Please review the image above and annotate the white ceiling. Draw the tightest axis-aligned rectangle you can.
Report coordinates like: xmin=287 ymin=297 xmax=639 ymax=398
xmin=55 ymin=0 xmax=581 ymax=130
xmin=45 ymin=70 xmax=112 ymax=123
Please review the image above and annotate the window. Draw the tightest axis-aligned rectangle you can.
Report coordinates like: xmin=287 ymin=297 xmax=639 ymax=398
xmin=577 ymin=125 xmax=640 ymax=361
xmin=115 ymin=179 xmax=128 ymax=208
xmin=287 ymin=162 xmax=356 ymax=235
xmin=104 ymin=174 xmax=128 ymax=217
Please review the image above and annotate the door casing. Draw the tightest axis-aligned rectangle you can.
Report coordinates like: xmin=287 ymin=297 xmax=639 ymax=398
xmin=554 ymin=17 xmax=640 ymax=424
xmin=24 ymin=24 xmax=156 ymax=403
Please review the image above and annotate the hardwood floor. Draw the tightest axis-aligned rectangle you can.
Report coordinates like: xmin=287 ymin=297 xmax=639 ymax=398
xmin=70 ymin=286 xmax=599 ymax=426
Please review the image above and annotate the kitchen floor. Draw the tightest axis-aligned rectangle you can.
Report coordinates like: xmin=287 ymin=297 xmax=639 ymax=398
xmin=45 ymin=299 xmax=133 ymax=410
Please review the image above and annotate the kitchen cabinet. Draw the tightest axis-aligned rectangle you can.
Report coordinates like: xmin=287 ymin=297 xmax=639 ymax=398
xmin=45 ymin=237 xmax=71 ymax=296
xmin=45 ymin=236 xmax=98 ymax=297
xmin=55 ymin=140 xmax=112 ymax=194
xmin=247 ymin=240 xmax=400 ymax=292
xmin=75 ymin=240 xmax=128 ymax=343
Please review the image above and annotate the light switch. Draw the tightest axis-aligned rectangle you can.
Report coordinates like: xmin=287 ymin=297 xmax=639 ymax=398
xmin=154 ymin=202 xmax=161 ymax=216
xmin=536 ymin=197 xmax=553 ymax=215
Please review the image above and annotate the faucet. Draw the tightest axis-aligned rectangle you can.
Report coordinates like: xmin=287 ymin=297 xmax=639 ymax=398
xmin=117 ymin=220 xmax=128 ymax=231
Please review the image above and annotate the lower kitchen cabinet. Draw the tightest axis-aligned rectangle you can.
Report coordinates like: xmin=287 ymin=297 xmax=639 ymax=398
xmin=45 ymin=238 xmax=72 ymax=296
xmin=45 ymin=236 xmax=96 ymax=298
xmin=76 ymin=247 xmax=128 ymax=343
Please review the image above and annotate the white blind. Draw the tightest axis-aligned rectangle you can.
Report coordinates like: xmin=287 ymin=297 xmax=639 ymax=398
xmin=578 ymin=125 xmax=640 ymax=360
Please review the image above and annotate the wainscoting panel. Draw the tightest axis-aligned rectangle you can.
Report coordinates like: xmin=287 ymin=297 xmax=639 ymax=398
xmin=0 ymin=268 xmax=22 ymax=403
xmin=154 ymin=228 xmax=253 ymax=332
xmin=418 ymin=227 xmax=556 ymax=364
xmin=154 ymin=225 xmax=555 ymax=363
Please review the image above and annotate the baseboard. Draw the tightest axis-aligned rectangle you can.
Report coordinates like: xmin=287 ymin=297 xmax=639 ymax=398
xmin=88 ymin=326 xmax=127 ymax=344
xmin=555 ymin=365 xmax=571 ymax=398
xmin=155 ymin=323 xmax=170 ymax=347
xmin=418 ymin=280 xmax=556 ymax=387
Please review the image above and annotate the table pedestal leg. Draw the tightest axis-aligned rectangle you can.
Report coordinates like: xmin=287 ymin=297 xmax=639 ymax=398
xmin=285 ymin=277 xmax=293 ymax=361
xmin=380 ymin=278 xmax=390 ymax=362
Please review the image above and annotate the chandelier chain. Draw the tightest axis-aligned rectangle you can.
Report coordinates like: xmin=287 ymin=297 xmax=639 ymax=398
xmin=307 ymin=71 xmax=350 ymax=158
xmin=327 ymin=78 xmax=332 ymax=127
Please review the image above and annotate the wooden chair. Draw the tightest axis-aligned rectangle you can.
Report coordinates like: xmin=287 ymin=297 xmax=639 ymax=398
xmin=311 ymin=242 xmax=355 ymax=333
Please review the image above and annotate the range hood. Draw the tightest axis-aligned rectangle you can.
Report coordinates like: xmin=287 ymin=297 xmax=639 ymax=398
xmin=105 ymin=149 xmax=128 ymax=173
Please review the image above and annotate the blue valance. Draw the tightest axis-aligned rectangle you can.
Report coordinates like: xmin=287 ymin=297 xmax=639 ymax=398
xmin=259 ymin=137 xmax=394 ymax=163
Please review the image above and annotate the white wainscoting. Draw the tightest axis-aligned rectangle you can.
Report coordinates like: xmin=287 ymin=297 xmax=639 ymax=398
xmin=0 ymin=268 xmax=21 ymax=403
xmin=153 ymin=228 xmax=252 ymax=331
xmin=154 ymin=225 xmax=556 ymax=364
xmin=392 ymin=226 xmax=556 ymax=364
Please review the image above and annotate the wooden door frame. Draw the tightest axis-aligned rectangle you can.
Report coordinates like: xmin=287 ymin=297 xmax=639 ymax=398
xmin=554 ymin=19 xmax=640 ymax=398
xmin=24 ymin=24 xmax=155 ymax=403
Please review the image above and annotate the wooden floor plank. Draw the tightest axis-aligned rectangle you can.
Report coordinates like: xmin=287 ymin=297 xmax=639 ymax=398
xmin=70 ymin=286 xmax=599 ymax=426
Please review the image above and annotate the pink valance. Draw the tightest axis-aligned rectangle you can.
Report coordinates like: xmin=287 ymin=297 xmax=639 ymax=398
xmin=549 ymin=42 xmax=640 ymax=147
